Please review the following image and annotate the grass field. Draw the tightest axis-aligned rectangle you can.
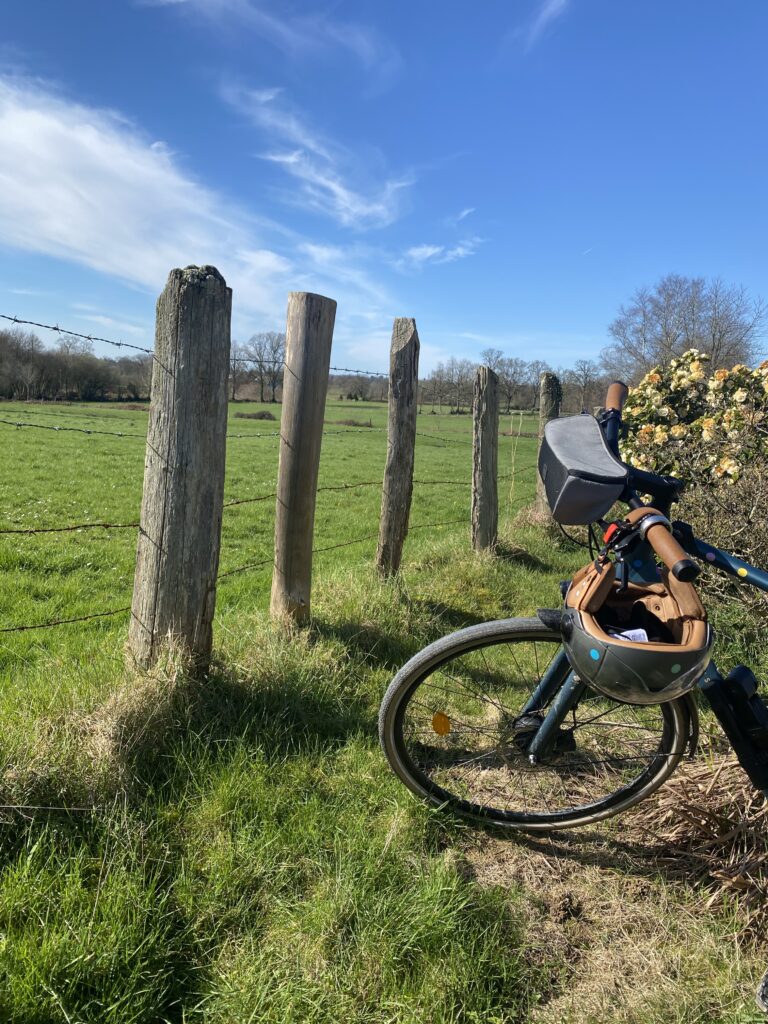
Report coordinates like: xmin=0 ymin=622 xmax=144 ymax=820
xmin=1 ymin=397 xmax=766 ymax=1023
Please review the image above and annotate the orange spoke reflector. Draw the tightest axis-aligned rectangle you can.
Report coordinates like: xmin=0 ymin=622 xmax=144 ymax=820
xmin=432 ymin=712 xmax=451 ymax=735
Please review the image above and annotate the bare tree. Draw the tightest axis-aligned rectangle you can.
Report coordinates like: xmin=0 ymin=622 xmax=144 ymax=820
xmin=497 ymin=356 xmax=527 ymax=413
xmin=570 ymin=358 xmax=601 ymax=412
xmin=480 ymin=347 xmax=505 ymax=373
xmin=603 ymin=274 xmax=765 ymax=381
xmin=229 ymin=342 xmax=252 ymax=401
xmin=443 ymin=357 xmax=476 ymax=412
xmin=245 ymin=331 xmax=285 ymax=403
xmin=526 ymin=360 xmax=550 ymax=409
xmin=265 ymin=331 xmax=285 ymax=402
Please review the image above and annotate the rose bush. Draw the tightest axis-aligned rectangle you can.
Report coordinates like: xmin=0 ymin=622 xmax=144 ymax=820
xmin=621 ymin=349 xmax=768 ymax=639
xmin=622 ymin=349 xmax=768 ymax=484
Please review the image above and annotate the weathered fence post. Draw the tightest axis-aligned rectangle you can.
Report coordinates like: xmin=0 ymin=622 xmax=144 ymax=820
xmin=376 ymin=318 xmax=420 ymax=576
xmin=535 ymin=371 xmax=562 ymax=517
xmin=471 ymin=366 xmax=499 ymax=551
xmin=129 ymin=265 xmax=231 ymax=670
xmin=270 ymin=292 xmax=336 ymax=623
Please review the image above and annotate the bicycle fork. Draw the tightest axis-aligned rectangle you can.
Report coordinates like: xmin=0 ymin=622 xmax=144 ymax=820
xmin=516 ymin=649 xmax=587 ymax=763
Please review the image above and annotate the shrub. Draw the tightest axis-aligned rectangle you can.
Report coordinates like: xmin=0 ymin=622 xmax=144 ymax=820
xmin=234 ymin=410 xmax=276 ymax=421
xmin=622 ymin=350 xmax=768 ymax=633
xmin=622 ymin=349 xmax=768 ymax=483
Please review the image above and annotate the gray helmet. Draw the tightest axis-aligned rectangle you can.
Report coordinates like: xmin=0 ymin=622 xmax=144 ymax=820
xmin=561 ymin=559 xmax=712 ymax=705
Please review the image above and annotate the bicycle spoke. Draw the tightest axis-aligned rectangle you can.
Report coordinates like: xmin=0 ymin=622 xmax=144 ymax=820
xmin=385 ymin=623 xmax=685 ymax=827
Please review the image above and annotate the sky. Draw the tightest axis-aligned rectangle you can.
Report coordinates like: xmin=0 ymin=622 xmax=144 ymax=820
xmin=0 ymin=0 xmax=766 ymax=374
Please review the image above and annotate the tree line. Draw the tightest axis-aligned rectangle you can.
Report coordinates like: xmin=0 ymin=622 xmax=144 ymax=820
xmin=0 ymin=328 xmax=153 ymax=402
xmin=2 ymin=274 xmax=762 ymax=405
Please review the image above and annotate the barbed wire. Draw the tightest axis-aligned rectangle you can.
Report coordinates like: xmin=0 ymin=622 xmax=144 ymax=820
xmin=2 ymin=314 xmax=390 ymax=380
xmin=232 ymin=356 xmax=388 ymax=378
xmin=0 ymin=606 xmax=131 ymax=634
xmin=0 ymin=520 xmax=140 ymax=536
xmin=0 ymin=509 xmax=481 ymax=631
xmin=0 ymin=417 xmax=146 ymax=439
xmin=1 ymin=315 xmax=154 ymax=356
xmin=0 ymin=477 xmax=486 ymax=536
xmin=2 ymin=414 xmax=523 ymax=449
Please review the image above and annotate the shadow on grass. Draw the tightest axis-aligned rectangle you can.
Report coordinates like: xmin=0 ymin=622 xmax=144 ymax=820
xmin=309 ymin=618 xmax=421 ymax=673
xmin=455 ymin=814 xmax=744 ymax=901
xmin=0 ymin=655 xmax=377 ymax=825
xmin=103 ymin=660 xmax=376 ymax=801
xmin=493 ymin=541 xmax=557 ymax=572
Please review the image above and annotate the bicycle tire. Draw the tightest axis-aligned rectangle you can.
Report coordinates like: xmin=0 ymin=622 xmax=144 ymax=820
xmin=379 ymin=616 xmax=689 ymax=830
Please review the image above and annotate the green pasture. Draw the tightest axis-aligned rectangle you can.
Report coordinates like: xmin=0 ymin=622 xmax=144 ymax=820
xmin=0 ymin=398 xmax=763 ymax=1023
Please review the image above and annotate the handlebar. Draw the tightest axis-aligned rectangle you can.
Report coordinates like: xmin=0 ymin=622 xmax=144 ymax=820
xmin=625 ymin=508 xmax=700 ymax=582
xmin=605 ymin=381 xmax=629 ymax=412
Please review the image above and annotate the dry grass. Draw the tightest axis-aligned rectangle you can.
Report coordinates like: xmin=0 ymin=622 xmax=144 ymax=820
xmin=462 ymin=814 xmax=763 ymax=1024
xmin=629 ymin=755 xmax=768 ymax=941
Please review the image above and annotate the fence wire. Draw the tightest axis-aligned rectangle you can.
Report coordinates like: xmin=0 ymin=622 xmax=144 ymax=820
xmin=0 ymin=476 xmax=494 ymax=537
xmin=1 ymin=315 xmax=154 ymax=357
xmin=0 ymin=510 xmax=486 ymax=632
xmin=3 ymin=314 xmax=389 ymax=378
xmin=2 ymin=416 xmax=499 ymax=450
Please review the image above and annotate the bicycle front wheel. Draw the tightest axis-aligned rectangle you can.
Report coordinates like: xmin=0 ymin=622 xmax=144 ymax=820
xmin=379 ymin=617 xmax=689 ymax=830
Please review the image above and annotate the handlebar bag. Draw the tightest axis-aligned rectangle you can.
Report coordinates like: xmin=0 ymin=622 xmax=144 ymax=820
xmin=538 ymin=414 xmax=627 ymax=525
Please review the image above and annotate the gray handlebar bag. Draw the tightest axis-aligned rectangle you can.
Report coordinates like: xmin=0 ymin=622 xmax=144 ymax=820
xmin=537 ymin=415 xmax=627 ymax=525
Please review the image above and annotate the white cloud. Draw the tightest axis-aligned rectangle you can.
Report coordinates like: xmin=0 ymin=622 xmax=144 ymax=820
xmin=0 ymin=76 xmax=394 ymax=336
xmin=139 ymin=0 xmax=402 ymax=88
xmin=445 ymin=206 xmax=475 ymax=227
xmin=395 ymin=237 xmax=483 ymax=272
xmin=223 ymin=84 xmax=413 ymax=229
xmin=526 ymin=0 xmax=569 ymax=50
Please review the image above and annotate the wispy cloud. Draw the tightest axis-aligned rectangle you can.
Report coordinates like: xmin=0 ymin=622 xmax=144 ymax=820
xmin=395 ymin=237 xmax=483 ymax=272
xmin=139 ymin=0 xmax=402 ymax=89
xmin=223 ymin=84 xmax=413 ymax=229
xmin=0 ymin=76 xmax=394 ymax=335
xmin=525 ymin=0 xmax=569 ymax=50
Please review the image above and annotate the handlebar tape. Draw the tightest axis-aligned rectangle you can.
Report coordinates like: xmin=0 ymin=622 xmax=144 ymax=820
xmin=605 ymin=381 xmax=629 ymax=412
xmin=625 ymin=507 xmax=700 ymax=582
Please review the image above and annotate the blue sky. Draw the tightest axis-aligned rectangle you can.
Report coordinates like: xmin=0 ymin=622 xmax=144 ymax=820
xmin=1 ymin=0 xmax=766 ymax=373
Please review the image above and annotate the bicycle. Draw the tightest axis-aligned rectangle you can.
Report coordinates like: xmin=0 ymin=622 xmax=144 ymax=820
xmin=379 ymin=381 xmax=768 ymax=833
xmin=380 ymin=380 xmax=768 ymax=1008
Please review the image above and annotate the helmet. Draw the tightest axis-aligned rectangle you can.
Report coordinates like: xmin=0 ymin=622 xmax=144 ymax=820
xmin=561 ymin=558 xmax=712 ymax=705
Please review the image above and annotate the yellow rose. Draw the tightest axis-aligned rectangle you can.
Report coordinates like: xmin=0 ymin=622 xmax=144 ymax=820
xmin=714 ymin=456 xmax=740 ymax=481
xmin=701 ymin=417 xmax=717 ymax=441
xmin=733 ymin=389 xmax=748 ymax=403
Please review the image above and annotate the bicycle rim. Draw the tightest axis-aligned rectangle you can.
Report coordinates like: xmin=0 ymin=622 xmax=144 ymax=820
xmin=379 ymin=618 xmax=688 ymax=830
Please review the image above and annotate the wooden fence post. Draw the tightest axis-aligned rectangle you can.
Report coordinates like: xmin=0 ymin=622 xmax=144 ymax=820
xmin=129 ymin=265 xmax=231 ymax=670
xmin=376 ymin=318 xmax=420 ymax=576
xmin=471 ymin=366 xmax=499 ymax=551
xmin=535 ymin=371 xmax=562 ymax=517
xmin=270 ymin=292 xmax=337 ymax=623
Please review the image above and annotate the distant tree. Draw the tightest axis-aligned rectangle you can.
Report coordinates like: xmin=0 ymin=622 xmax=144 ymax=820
xmin=229 ymin=342 xmax=250 ymax=401
xmin=479 ymin=347 xmax=505 ymax=373
xmin=497 ymin=356 xmax=527 ymax=413
xmin=526 ymin=359 xmax=551 ymax=409
xmin=569 ymin=358 xmax=601 ymax=412
xmin=602 ymin=274 xmax=765 ymax=382
xmin=245 ymin=331 xmax=285 ymax=403
xmin=444 ymin=357 xmax=476 ymax=412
